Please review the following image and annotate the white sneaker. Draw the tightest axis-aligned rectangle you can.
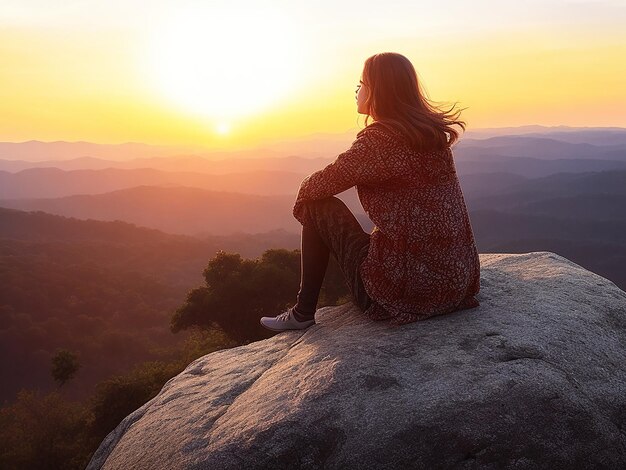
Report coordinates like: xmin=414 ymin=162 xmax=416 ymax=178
xmin=260 ymin=307 xmax=316 ymax=331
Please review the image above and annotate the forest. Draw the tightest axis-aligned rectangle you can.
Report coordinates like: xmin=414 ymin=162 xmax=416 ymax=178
xmin=0 ymin=209 xmax=348 ymax=469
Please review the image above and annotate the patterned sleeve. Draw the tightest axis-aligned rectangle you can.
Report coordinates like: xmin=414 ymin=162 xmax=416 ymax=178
xmin=293 ymin=130 xmax=387 ymax=225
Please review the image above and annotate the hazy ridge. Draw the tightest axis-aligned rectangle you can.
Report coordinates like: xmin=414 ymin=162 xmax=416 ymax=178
xmin=2 ymin=125 xmax=626 ymax=406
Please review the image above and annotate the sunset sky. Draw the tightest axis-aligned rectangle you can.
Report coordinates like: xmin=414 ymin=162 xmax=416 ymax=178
xmin=1 ymin=0 xmax=625 ymax=150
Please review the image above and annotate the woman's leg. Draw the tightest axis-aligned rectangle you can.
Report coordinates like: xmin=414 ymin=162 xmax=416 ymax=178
xmin=292 ymin=223 xmax=330 ymax=319
xmin=292 ymin=196 xmax=372 ymax=319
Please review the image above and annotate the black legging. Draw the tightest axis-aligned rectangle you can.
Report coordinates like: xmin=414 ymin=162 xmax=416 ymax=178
xmin=293 ymin=196 xmax=372 ymax=318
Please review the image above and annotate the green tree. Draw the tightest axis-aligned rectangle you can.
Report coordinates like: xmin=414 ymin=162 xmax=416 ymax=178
xmin=171 ymin=248 xmax=350 ymax=343
xmin=51 ymin=349 xmax=80 ymax=386
xmin=170 ymin=250 xmax=293 ymax=343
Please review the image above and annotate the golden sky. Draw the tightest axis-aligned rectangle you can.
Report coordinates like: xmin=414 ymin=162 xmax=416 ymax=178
xmin=1 ymin=0 xmax=625 ymax=150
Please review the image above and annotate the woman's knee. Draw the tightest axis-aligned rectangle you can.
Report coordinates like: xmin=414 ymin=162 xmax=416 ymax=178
xmin=301 ymin=196 xmax=347 ymax=214
xmin=301 ymin=196 xmax=364 ymax=238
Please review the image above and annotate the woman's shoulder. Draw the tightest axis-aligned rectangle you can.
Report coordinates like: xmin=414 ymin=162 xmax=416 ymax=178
xmin=356 ymin=122 xmax=404 ymax=145
xmin=357 ymin=121 xmax=397 ymax=135
xmin=356 ymin=122 xmax=453 ymax=155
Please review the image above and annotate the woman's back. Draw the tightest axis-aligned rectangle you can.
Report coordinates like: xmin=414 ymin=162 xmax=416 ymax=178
xmin=354 ymin=125 xmax=481 ymax=325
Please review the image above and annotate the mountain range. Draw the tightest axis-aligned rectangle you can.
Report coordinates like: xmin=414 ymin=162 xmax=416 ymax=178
xmin=1 ymin=126 xmax=625 ymax=285
xmin=2 ymin=125 xmax=626 ymax=408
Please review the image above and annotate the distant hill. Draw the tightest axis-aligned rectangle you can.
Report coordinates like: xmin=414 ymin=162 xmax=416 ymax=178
xmin=0 ymin=186 xmax=303 ymax=235
xmin=0 ymin=167 xmax=305 ymax=199
xmin=455 ymin=136 xmax=626 ymax=160
xmin=520 ymin=129 xmax=626 ymax=146
xmin=0 ymin=154 xmax=332 ymax=174
xmin=463 ymin=126 xmax=626 ymax=144
xmin=508 ymin=194 xmax=626 ymax=222
xmin=0 ymin=206 xmax=300 ymax=266
xmin=0 ymin=206 xmax=180 ymax=243
xmin=0 ymin=140 xmax=198 ymax=161
xmin=471 ymin=209 xmax=626 ymax=246
xmin=456 ymin=157 xmax=626 ymax=178
xmin=466 ymin=170 xmax=626 ymax=209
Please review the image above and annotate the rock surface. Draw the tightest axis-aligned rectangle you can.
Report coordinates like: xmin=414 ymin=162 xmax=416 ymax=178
xmin=87 ymin=252 xmax=626 ymax=469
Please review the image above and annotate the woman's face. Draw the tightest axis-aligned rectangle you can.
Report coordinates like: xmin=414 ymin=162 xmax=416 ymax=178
xmin=356 ymin=77 xmax=369 ymax=115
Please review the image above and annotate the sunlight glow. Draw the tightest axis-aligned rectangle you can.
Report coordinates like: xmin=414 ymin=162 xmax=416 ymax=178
xmin=2 ymin=1 xmax=626 ymax=145
xmin=144 ymin=4 xmax=307 ymax=127
xmin=216 ymin=122 xmax=231 ymax=135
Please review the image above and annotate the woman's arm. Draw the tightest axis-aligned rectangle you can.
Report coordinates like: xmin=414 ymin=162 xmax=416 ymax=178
xmin=293 ymin=131 xmax=388 ymax=225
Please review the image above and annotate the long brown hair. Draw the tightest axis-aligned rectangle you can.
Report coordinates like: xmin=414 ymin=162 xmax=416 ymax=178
xmin=359 ymin=52 xmax=466 ymax=151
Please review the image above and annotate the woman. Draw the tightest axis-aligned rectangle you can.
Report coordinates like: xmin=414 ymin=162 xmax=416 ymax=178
xmin=260 ymin=52 xmax=480 ymax=331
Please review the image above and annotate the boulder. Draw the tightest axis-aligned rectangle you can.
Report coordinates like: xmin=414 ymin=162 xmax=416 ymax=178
xmin=87 ymin=252 xmax=626 ymax=469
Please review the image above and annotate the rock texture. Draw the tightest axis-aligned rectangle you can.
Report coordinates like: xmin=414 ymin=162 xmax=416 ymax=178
xmin=87 ymin=252 xmax=626 ymax=469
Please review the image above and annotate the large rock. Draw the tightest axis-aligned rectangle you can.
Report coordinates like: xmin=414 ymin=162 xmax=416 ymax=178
xmin=87 ymin=252 xmax=626 ymax=469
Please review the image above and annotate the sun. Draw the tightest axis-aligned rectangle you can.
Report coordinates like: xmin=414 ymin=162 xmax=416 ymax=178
xmin=144 ymin=4 xmax=307 ymax=127
xmin=216 ymin=122 xmax=231 ymax=135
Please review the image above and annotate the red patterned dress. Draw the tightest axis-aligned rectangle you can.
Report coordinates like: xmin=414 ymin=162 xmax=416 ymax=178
xmin=293 ymin=122 xmax=480 ymax=325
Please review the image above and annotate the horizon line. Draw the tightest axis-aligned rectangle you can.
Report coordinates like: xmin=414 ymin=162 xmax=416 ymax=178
xmin=2 ymin=124 xmax=626 ymax=148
